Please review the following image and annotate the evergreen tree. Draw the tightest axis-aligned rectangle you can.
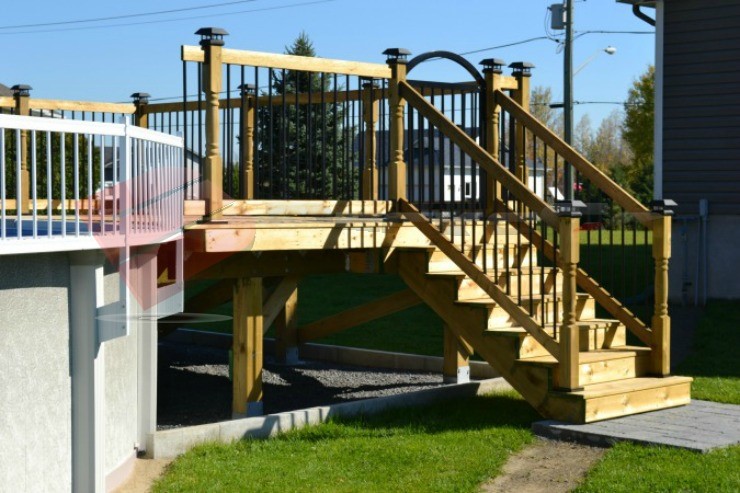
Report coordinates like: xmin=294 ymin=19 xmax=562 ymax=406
xmin=255 ymin=32 xmax=356 ymax=199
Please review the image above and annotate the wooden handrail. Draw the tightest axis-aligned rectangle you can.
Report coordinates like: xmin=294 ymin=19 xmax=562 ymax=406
xmin=494 ymin=89 xmax=651 ymax=226
xmin=28 ymin=99 xmax=135 ymax=115
xmin=182 ymin=45 xmax=391 ymax=79
xmin=399 ymin=199 xmax=561 ymax=359
xmin=399 ymin=80 xmax=560 ymax=228
xmin=491 ymin=198 xmax=653 ymax=346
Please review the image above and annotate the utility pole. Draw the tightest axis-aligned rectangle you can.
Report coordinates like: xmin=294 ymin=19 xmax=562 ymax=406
xmin=563 ymin=0 xmax=574 ymax=200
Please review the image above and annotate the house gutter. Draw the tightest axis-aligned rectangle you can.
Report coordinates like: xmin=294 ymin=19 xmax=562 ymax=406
xmin=632 ymin=5 xmax=656 ymax=26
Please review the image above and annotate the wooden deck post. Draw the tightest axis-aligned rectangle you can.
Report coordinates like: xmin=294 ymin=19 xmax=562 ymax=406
xmin=131 ymin=92 xmax=150 ymax=128
xmin=362 ymin=80 xmax=379 ymax=201
xmin=274 ymin=277 xmax=299 ymax=364
xmin=385 ymin=48 xmax=411 ymax=202
xmin=443 ymin=325 xmax=471 ymax=384
xmin=12 ymin=84 xmax=31 ymax=214
xmin=239 ymin=83 xmax=256 ymax=200
xmin=197 ymin=27 xmax=228 ymax=221
xmin=557 ymin=202 xmax=582 ymax=391
xmin=509 ymin=63 xmax=533 ymax=190
xmin=481 ymin=59 xmax=505 ymax=215
xmin=233 ymin=277 xmax=264 ymax=417
xmin=650 ymin=201 xmax=674 ymax=376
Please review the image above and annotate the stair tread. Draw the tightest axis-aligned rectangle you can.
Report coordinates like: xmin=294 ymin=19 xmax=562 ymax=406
xmin=457 ymin=292 xmax=592 ymax=305
xmin=427 ymin=266 xmax=553 ymax=276
xmin=559 ymin=376 xmax=693 ymax=399
xmin=484 ymin=318 xmax=622 ymax=336
xmin=519 ymin=345 xmax=651 ymax=365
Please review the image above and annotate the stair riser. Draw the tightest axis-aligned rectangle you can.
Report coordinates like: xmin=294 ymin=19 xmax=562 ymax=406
xmin=456 ymin=271 xmax=562 ymax=299
xmin=517 ymin=324 xmax=627 ymax=358
xmin=550 ymin=353 xmax=650 ymax=387
xmin=486 ymin=297 xmax=596 ymax=328
xmin=582 ymin=381 xmax=692 ymax=423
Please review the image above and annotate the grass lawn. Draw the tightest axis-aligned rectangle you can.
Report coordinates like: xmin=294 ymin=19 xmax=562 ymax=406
xmin=577 ymin=300 xmax=740 ymax=492
xmin=153 ymin=391 xmax=537 ymax=493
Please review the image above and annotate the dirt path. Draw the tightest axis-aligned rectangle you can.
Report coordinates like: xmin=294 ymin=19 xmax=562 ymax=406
xmin=112 ymin=459 xmax=172 ymax=493
xmin=480 ymin=439 xmax=605 ymax=493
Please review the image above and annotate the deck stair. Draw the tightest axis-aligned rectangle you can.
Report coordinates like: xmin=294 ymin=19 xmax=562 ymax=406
xmin=395 ymin=205 xmax=691 ymax=424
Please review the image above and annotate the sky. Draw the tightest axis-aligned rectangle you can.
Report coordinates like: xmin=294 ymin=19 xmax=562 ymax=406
xmin=1 ymin=0 xmax=655 ymax=128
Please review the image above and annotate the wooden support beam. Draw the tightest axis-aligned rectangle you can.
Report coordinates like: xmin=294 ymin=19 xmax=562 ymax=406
xmin=443 ymin=324 xmax=471 ymax=384
xmin=483 ymin=65 xmax=504 ymax=214
xmin=184 ymin=251 xmax=348 ymax=280
xmin=298 ymin=289 xmax=421 ymax=343
xmin=274 ymin=277 xmax=299 ymax=364
xmin=650 ymin=214 xmax=671 ymax=376
xmin=232 ymin=277 xmax=263 ymax=417
xmin=240 ymin=92 xmax=255 ymax=199
xmin=262 ymin=276 xmax=300 ymax=334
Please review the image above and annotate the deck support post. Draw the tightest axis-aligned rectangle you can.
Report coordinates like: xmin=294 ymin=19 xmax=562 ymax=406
xmin=12 ymin=84 xmax=31 ymax=214
xmin=274 ymin=277 xmax=300 ymax=364
xmin=557 ymin=204 xmax=582 ymax=391
xmin=131 ymin=92 xmax=150 ymax=128
xmin=481 ymin=59 xmax=505 ymax=214
xmin=233 ymin=277 xmax=264 ymax=417
xmin=385 ymin=48 xmax=411 ymax=202
xmin=130 ymin=245 xmax=159 ymax=451
xmin=509 ymin=63 xmax=533 ymax=195
xmin=197 ymin=27 xmax=228 ymax=221
xmin=239 ymin=84 xmax=256 ymax=199
xmin=69 ymin=251 xmax=105 ymax=493
xmin=650 ymin=203 xmax=673 ymax=376
xmin=362 ymin=80 xmax=379 ymax=201
xmin=443 ymin=325 xmax=471 ymax=384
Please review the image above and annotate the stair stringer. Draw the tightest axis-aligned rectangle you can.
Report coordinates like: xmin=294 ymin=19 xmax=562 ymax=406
xmin=397 ymin=249 xmax=584 ymax=422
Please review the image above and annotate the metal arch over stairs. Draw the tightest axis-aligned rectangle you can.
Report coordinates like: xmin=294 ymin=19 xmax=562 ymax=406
xmin=406 ymin=50 xmax=485 ymax=87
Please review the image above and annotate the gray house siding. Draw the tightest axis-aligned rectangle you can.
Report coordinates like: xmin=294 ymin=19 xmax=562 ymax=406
xmin=663 ymin=0 xmax=740 ymax=215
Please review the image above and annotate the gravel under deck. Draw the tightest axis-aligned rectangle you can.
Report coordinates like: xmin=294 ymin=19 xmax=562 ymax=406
xmin=157 ymin=341 xmax=447 ymax=430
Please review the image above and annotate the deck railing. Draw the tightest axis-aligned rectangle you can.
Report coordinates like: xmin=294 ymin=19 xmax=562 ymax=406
xmin=0 ymin=113 xmax=184 ymax=254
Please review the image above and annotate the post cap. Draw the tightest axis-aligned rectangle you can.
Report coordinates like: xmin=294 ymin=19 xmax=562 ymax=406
xmin=650 ymin=199 xmax=677 ymax=216
xmin=196 ymin=27 xmax=228 ymax=47
xmin=238 ymin=83 xmax=256 ymax=95
xmin=130 ymin=92 xmax=151 ymax=104
xmin=509 ymin=61 xmax=535 ymax=77
xmin=556 ymin=200 xmax=586 ymax=217
xmin=11 ymin=84 xmax=32 ymax=97
xmin=480 ymin=58 xmax=506 ymax=74
xmin=383 ymin=48 xmax=412 ymax=63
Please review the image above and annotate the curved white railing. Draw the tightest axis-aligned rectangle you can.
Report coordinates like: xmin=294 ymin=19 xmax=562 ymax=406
xmin=0 ymin=114 xmax=184 ymax=254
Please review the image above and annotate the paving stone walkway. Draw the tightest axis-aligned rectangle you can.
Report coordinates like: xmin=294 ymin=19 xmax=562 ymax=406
xmin=533 ymin=400 xmax=740 ymax=453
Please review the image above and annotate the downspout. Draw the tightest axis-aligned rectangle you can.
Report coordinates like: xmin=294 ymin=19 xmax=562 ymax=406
xmin=653 ymin=2 xmax=663 ymax=201
xmin=632 ymin=5 xmax=656 ymax=26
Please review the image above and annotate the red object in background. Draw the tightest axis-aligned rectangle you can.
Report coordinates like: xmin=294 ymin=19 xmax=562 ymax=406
xmin=581 ymin=222 xmax=603 ymax=231
xmin=574 ymin=182 xmax=583 ymax=192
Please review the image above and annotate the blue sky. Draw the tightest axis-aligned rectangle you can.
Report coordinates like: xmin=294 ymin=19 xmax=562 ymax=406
xmin=2 ymin=0 xmax=654 ymax=127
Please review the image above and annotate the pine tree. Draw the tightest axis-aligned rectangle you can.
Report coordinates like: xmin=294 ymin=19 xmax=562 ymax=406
xmin=255 ymin=33 xmax=356 ymax=199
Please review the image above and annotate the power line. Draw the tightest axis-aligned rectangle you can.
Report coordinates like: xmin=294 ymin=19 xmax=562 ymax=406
xmin=0 ymin=0 xmax=334 ymax=36
xmin=0 ymin=0 xmax=260 ymax=30
xmin=458 ymin=36 xmax=557 ymax=56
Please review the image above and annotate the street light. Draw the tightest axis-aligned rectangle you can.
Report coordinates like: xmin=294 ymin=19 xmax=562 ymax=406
xmin=574 ymin=46 xmax=617 ymax=76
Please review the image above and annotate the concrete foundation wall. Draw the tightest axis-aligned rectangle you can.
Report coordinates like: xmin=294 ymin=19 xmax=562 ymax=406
xmin=670 ymin=215 xmax=740 ymax=302
xmin=0 ymin=253 xmax=73 ymax=492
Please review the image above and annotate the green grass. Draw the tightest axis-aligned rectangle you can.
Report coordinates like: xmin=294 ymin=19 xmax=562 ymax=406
xmin=153 ymin=391 xmax=537 ymax=493
xmin=675 ymin=301 xmax=740 ymax=405
xmin=578 ymin=300 xmax=740 ymax=493
xmin=575 ymin=442 xmax=740 ymax=493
